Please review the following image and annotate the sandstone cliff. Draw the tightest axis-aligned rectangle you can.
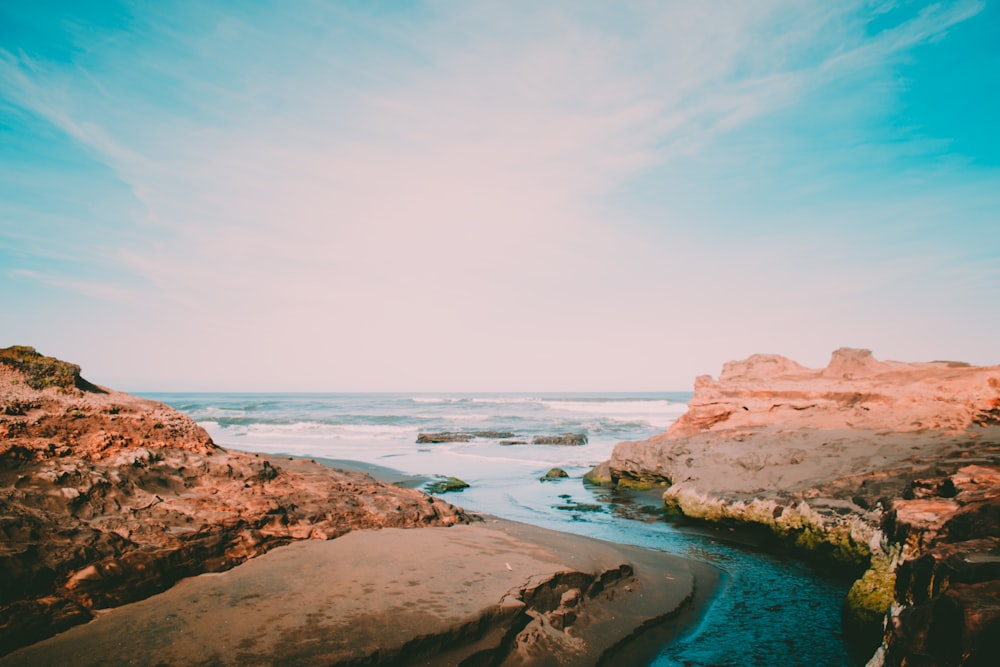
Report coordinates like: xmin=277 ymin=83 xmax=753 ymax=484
xmin=0 ymin=347 xmax=468 ymax=655
xmin=600 ymin=348 xmax=1000 ymax=666
xmin=670 ymin=347 xmax=1000 ymax=438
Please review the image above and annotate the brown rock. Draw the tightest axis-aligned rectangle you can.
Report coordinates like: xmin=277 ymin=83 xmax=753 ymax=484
xmin=886 ymin=499 xmax=963 ymax=550
xmin=888 ymin=580 xmax=1000 ymax=667
xmin=0 ymin=347 xmax=470 ymax=656
xmin=666 ymin=348 xmax=1000 ymax=439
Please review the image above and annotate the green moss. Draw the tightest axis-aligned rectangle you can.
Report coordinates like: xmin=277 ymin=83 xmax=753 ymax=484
xmin=582 ymin=470 xmax=611 ymax=486
xmin=667 ymin=492 xmax=872 ymax=569
xmin=539 ymin=467 xmax=569 ymax=481
xmin=616 ymin=478 xmax=669 ymax=491
xmin=844 ymin=555 xmax=896 ymax=653
xmin=0 ymin=346 xmax=88 ymax=391
xmin=425 ymin=476 xmax=470 ymax=494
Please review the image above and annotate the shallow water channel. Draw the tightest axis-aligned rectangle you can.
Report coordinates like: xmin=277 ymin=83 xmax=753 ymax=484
xmin=450 ymin=473 xmax=857 ymax=667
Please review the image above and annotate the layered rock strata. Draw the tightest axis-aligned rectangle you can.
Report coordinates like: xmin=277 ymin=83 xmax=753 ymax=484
xmin=0 ymin=347 xmax=468 ymax=655
xmin=598 ymin=348 xmax=1000 ymax=666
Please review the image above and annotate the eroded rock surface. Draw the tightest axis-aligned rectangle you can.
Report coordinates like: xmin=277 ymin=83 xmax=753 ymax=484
xmin=669 ymin=347 xmax=1000 ymax=438
xmin=0 ymin=347 xmax=468 ymax=655
xmin=599 ymin=348 xmax=1000 ymax=666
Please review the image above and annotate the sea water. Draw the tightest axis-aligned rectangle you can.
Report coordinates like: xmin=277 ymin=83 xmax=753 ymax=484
xmin=145 ymin=392 xmax=856 ymax=666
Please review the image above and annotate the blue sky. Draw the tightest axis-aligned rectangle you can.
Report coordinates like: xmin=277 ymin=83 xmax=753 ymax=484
xmin=1 ymin=1 xmax=998 ymax=391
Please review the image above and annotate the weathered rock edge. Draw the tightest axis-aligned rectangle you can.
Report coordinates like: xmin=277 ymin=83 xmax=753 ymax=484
xmin=592 ymin=348 xmax=1000 ymax=666
xmin=0 ymin=346 xmax=470 ymax=656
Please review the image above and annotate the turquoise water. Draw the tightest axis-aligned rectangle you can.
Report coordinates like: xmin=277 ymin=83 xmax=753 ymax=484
xmin=145 ymin=392 xmax=855 ymax=666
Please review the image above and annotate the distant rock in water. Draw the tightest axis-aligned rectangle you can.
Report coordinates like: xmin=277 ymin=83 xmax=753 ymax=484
xmin=532 ymin=433 xmax=588 ymax=446
xmin=416 ymin=431 xmax=588 ymax=446
xmin=0 ymin=346 xmax=470 ymax=656
xmin=539 ymin=467 xmax=569 ymax=482
xmin=416 ymin=431 xmax=515 ymax=443
xmin=594 ymin=347 xmax=1000 ymax=667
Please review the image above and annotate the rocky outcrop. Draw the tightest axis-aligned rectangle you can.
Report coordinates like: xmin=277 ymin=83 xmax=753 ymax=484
xmin=417 ymin=431 xmax=515 ymax=443
xmin=597 ymin=348 xmax=1000 ymax=666
xmin=532 ymin=432 xmax=589 ymax=446
xmin=0 ymin=347 xmax=469 ymax=656
xmin=667 ymin=348 xmax=1000 ymax=439
xmin=416 ymin=431 xmax=589 ymax=446
xmin=539 ymin=467 xmax=569 ymax=481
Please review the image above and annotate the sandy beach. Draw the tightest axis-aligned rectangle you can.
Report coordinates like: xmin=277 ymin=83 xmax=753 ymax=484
xmin=0 ymin=518 xmax=716 ymax=667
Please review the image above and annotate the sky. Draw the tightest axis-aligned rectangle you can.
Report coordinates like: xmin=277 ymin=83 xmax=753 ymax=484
xmin=1 ymin=0 xmax=998 ymax=392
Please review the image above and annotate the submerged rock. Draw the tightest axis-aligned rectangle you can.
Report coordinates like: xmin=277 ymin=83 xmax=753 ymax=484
xmin=425 ymin=475 xmax=470 ymax=493
xmin=555 ymin=501 xmax=603 ymax=513
xmin=539 ymin=468 xmax=569 ymax=481
xmin=583 ymin=461 xmax=614 ymax=487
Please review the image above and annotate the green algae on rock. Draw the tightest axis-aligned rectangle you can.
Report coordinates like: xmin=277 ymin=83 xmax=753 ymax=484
xmin=425 ymin=475 xmax=470 ymax=493
xmin=0 ymin=346 xmax=103 ymax=393
xmin=539 ymin=467 xmax=569 ymax=481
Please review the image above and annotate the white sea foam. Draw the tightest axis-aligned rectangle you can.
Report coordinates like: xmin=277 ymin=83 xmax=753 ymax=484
xmin=196 ymin=406 xmax=247 ymax=417
xmin=543 ymin=399 xmax=686 ymax=415
xmin=469 ymin=396 xmax=543 ymax=405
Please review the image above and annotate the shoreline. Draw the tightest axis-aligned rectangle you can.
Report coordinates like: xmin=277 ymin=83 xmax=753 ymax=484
xmin=0 ymin=515 xmax=720 ymax=666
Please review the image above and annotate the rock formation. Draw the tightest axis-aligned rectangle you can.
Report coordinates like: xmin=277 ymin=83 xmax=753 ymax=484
xmin=667 ymin=347 xmax=1000 ymax=439
xmin=597 ymin=348 xmax=1000 ymax=666
xmin=532 ymin=433 xmax=589 ymax=446
xmin=540 ymin=467 xmax=569 ymax=481
xmin=0 ymin=346 xmax=468 ymax=656
xmin=416 ymin=431 xmax=590 ymax=446
xmin=416 ymin=431 xmax=515 ymax=443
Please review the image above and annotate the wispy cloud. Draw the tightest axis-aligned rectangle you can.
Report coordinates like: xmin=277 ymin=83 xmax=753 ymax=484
xmin=7 ymin=268 xmax=138 ymax=302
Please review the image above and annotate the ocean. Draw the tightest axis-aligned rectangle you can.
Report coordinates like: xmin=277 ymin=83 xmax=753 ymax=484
xmin=145 ymin=391 xmax=856 ymax=666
